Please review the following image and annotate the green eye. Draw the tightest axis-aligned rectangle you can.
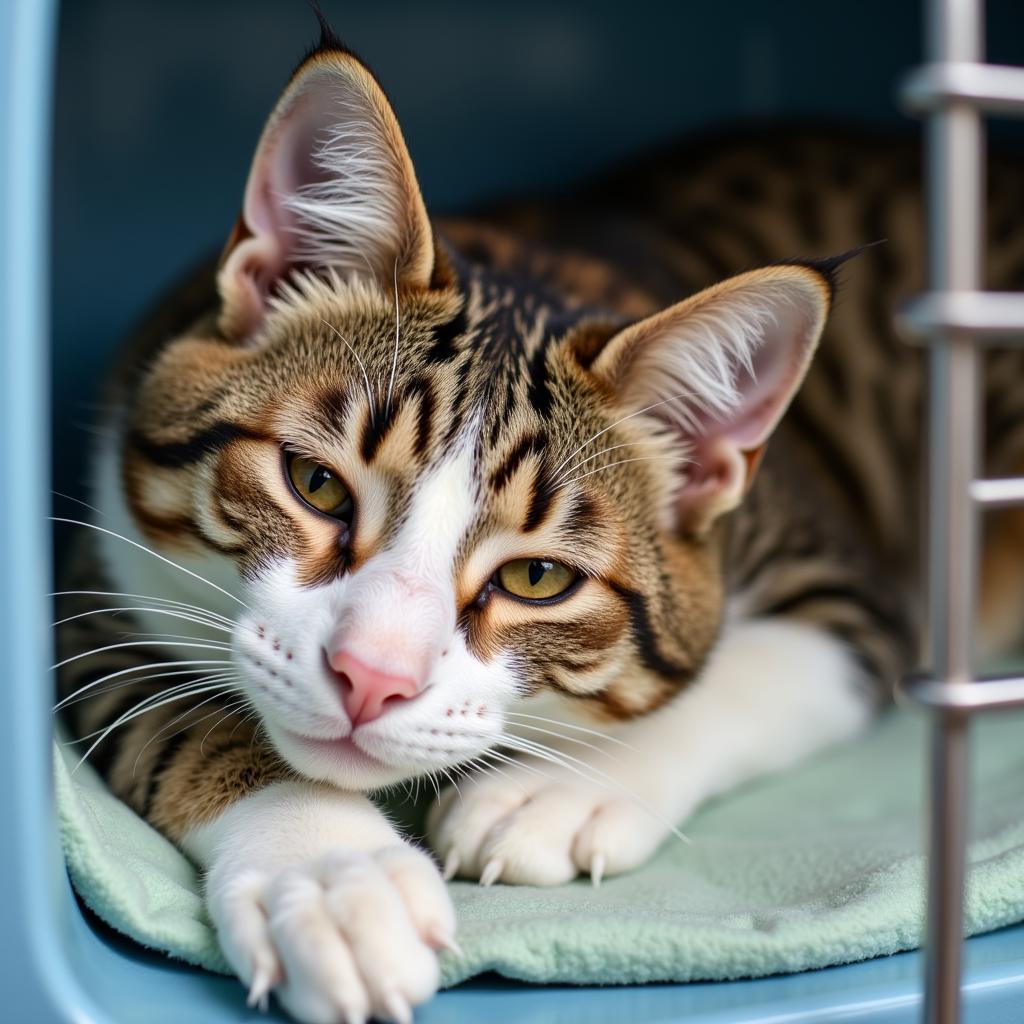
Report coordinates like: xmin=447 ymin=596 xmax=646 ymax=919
xmin=287 ymin=455 xmax=352 ymax=518
xmin=497 ymin=559 xmax=577 ymax=601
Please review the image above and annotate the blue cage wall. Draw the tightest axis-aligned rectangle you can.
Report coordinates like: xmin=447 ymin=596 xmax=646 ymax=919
xmin=2 ymin=0 xmax=1024 ymax=1021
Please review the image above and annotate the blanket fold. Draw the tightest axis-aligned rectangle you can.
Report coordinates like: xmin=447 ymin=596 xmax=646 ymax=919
xmin=56 ymin=710 xmax=1024 ymax=987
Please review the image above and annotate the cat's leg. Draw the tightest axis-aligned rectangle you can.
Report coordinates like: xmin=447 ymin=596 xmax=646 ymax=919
xmin=979 ymin=346 xmax=1024 ymax=660
xmin=429 ymin=617 xmax=873 ymax=886
xmin=182 ymin=781 xmax=454 ymax=1024
xmin=978 ymin=451 xmax=1024 ymax=661
xmin=979 ymin=501 xmax=1024 ymax=661
xmin=59 ymin=588 xmax=454 ymax=1022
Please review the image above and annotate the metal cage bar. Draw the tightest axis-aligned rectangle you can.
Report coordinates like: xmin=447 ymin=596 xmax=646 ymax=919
xmin=899 ymin=1 xmax=1024 ymax=1023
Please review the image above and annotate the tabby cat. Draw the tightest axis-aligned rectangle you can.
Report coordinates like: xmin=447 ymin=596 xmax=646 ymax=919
xmin=57 ymin=24 xmax=1024 ymax=1024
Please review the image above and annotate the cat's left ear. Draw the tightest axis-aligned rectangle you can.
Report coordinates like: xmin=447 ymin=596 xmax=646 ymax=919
xmin=218 ymin=40 xmax=434 ymax=339
xmin=588 ymin=263 xmax=834 ymax=535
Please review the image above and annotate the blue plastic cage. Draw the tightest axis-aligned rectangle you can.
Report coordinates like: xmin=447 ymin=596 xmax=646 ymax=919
xmin=3 ymin=1 xmax=1024 ymax=1020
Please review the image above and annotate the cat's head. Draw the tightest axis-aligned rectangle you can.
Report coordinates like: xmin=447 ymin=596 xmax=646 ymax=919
xmin=117 ymin=36 xmax=834 ymax=790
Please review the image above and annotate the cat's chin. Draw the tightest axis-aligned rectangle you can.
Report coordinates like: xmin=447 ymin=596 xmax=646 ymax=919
xmin=265 ymin=723 xmax=414 ymax=791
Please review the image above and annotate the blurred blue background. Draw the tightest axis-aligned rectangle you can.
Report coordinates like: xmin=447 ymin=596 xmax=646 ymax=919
xmin=51 ymin=0 xmax=1024 ymax=497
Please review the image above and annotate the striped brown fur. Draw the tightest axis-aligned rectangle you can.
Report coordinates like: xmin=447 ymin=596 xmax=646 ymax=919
xmin=56 ymin=50 xmax=1024 ymax=851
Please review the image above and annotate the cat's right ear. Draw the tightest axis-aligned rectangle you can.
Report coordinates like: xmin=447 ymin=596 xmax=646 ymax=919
xmin=586 ymin=263 xmax=833 ymax=536
xmin=218 ymin=40 xmax=435 ymax=340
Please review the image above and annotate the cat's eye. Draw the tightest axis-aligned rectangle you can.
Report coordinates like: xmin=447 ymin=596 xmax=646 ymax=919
xmin=496 ymin=559 xmax=577 ymax=602
xmin=287 ymin=455 xmax=352 ymax=519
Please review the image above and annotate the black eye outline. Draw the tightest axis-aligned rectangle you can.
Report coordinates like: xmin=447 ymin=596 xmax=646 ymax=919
xmin=281 ymin=449 xmax=356 ymax=529
xmin=485 ymin=559 xmax=584 ymax=607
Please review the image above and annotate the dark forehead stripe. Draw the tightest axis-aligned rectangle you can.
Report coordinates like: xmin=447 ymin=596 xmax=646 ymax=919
xmin=490 ymin=431 xmax=543 ymax=492
xmin=405 ymin=375 xmax=437 ymax=460
xmin=525 ymin=334 xmax=555 ymax=418
xmin=129 ymin=421 xmax=264 ymax=469
xmin=359 ymin=397 xmax=399 ymax=463
xmin=499 ymin=375 xmax=519 ymax=432
xmin=522 ymin=470 xmax=556 ymax=533
xmin=314 ymin=385 xmax=355 ymax=436
xmin=564 ymin=490 xmax=598 ymax=533
xmin=424 ymin=304 xmax=470 ymax=364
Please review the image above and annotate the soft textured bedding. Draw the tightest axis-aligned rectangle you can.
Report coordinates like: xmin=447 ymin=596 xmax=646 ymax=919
xmin=56 ymin=709 xmax=1024 ymax=988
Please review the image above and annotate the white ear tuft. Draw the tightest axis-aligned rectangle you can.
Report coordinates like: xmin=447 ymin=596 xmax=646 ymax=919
xmin=279 ymin=97 xmax=407 ymax=279
xmin=590 ymin=265 xmax=832 ymax=533
xmin=218 ymin=50 xmax=434 ymax=340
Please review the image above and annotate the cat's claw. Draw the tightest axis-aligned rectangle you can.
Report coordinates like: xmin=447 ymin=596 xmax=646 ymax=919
xmin=480 ymin=857 xmax=504 ymax=887
xmin=246 ymin=967 xmax=275 ymax=1012
xmin=383 ymin=990 xmax=413 ymax=1024
xmin=245 ymin=944 xmax=282 ymax=1012
xmin=429 ymin=775 xmax=669 ymax=887
xmin=207 ymin=845 xmax=453 ymax=1024
xmin=429 ymin=928 xmax=463 ymax=958
xmin=442 ymin=848 xmax=461 ymax=881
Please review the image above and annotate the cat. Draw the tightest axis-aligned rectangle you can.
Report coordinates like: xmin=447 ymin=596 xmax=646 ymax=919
xmin=56 ymin=22 xmax=1024 ymax=1024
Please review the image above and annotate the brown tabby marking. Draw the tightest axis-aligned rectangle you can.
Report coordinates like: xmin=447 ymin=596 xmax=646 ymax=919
xmin=57 ymin=46 xmax=1024 ymax=843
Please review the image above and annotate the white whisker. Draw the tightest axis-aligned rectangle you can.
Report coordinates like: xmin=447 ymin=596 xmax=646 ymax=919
xmin=52 ymin=490 xmax=106 ymax=517
xmin=550 ymin=389 xmax=699 ymax=478
xmin=54 ymin=658 xmax=230 ymax=709
xmin=502 ymin=720 xmax=620 ymax=761
xmin=54 ymin=605 xmax=231 ymax=634
xmin=556 ymin=455 xmax=687 ymax=491
xmin=503 ymin=711 xmax=634 ymax=749
xmin=72 ymin=678 xmax=241 ymax=751
xmin=120 ymin=630 xmax=232 ymax=644
xmin=249 ymin=718 xmax=271 ymax=754
xmin=230 ymin=707 xmax=262 ymax=741
xmin=52 ymin=589 xmax=235 ymax=627
xmin=200 ymin=697 xmax=255 ymax=755
xmin=50 ymin=517 xmax=248 ymax=610
xmin=471 ymin=751 xmax=540 ymax=794
xmin=425 ymin=770 xmax=442 ymax=803
xmin=72 ymin=674 xmax=240 ymax=736
xmin=554 ymin=441 xmax=650 ymax=483
xmin=58 ymin=664 xmax=233 ymax=709
xmin=321 ymin=319 xmax=376 ymax=422
xmin=439 ymin=766 xmax=464 ymax=805
xmin=130 ymin=676 xmax=244 ymax=774
xmin=54 ymin=639 xmax=233 ymax=671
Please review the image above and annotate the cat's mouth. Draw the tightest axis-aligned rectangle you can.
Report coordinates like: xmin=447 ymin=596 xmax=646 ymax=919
xmin=281 ymin=729 xmax=391 ymax=772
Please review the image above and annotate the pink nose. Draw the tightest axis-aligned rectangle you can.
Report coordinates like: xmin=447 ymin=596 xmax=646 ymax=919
xmin=327 ymin=648 xmax=420 ymax=727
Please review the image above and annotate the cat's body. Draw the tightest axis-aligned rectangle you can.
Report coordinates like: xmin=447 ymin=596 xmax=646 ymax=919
xmin=57 ymin=34 xmax=1024 ymax=1024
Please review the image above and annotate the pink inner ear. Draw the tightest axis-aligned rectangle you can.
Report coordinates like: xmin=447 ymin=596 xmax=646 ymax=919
xmin=695 ymin=299 xmax=817 ymax=452
xmin=216 ymin=55 xmax=433 ymax=341
xmin=668 ymin=281 xmax=825 ymax=531
xmin=259 ymin=90 xmax=337 ymax=248
xmin=223 ymin=90 xmax=332 ymax=334
xmin=675 ymin=438 xmax=749 ymax=533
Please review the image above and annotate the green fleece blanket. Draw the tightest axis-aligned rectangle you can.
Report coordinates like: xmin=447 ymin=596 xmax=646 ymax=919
xmin=55 ymin=709 xmax=1024 ymax=987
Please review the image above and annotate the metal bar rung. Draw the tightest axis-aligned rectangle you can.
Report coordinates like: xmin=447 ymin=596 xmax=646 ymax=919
xmin=902 ymin=62 xmax=1024 ymax=116
xmin=901 ymin=674 xmax=1024 ymax=713
xmin=897 ymin=292 xmax=1024 ymax=343
xmin=970 ymin=476 xmax=1024 ymax=508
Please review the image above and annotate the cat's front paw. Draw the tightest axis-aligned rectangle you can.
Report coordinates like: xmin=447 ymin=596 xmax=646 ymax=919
xmin=427 ymin=773 xmax=670 ymax=887
xmin=207 ymin=844 xmax=455 ymax=1024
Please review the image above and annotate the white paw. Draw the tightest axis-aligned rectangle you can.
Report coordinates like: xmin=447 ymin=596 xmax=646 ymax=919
xmin=206 ymin=845 xmax=456 ymax=1024
xmin=427 ymin=772 xmax=671 ymax=887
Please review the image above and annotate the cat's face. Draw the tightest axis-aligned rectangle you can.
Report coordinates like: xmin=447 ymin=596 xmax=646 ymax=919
xmin=114 ymin=42 xmax=831 ymax=790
